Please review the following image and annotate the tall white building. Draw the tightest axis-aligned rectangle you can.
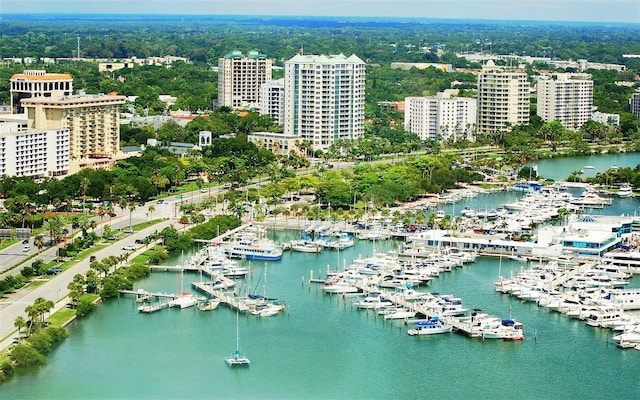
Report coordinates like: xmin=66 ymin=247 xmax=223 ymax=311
xmin=284 ymin=53 xmax=365 ymax=150
xmin=0 ymin=119 xmax=70 ymax=178
xmin=10 ymin=70 xmax=73 ymax=114
xmin=630 ymin=92 xmax=640 ymax=119
xmin=404 ymin=90 xmax=476 ymax=142
xmin=477 ymin=61 xmax=530 ymax=134
xmin=537 ymin=73 xmax=593 ymax=130
xmin=259 ymin=78 xmax=285 ymax=125
xmin=218 ymin=50 xmax=273 ymax=109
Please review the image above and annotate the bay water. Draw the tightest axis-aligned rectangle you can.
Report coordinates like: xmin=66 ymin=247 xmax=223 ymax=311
xmin=3 ymin=153 xmax=640 ymax=399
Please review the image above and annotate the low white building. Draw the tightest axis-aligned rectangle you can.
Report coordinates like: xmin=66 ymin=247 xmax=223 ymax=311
xmin=592 ymin=111 xmax=620 ymax=126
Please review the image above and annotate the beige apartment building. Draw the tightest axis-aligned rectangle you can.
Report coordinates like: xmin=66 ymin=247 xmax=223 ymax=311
xmin=476 ymin=61 xmax=530 ymax=134
xmin=21 ymin=94 xmax=126 ymax=162
xmin=218 ymin=50 xmax=273 ymax=109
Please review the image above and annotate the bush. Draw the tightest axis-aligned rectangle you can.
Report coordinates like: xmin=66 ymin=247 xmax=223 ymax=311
xmin=0 ymin=360 xmax=15 ymax=382
xmin=9 ymin=344 xmax=46 ymax=367
xmin=27 ymin=332 xmax=53 ymax=355
xmin=76 ymin=296 xmax=96 ymax=317
xmin=21 ymin=266 xmax=34 ymax=278
xmin=44 ymin=326 xmax=69 ymax=343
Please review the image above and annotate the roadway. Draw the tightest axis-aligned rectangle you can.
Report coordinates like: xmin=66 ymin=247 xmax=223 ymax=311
xmin=0 ymin=186 xmax=223 ymax=351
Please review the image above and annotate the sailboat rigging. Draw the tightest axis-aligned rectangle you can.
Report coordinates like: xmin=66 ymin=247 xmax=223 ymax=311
xmin=225 ymin=308 xmax=250 ymax=366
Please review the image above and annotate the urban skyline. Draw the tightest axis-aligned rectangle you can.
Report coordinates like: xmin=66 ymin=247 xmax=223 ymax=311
xmin=2 ymin=0 xmax=639 ymax=24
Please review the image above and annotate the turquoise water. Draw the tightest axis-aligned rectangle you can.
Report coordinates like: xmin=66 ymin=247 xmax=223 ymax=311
xmin=3 ymin=154 xmax=640 ymax=399
xmin=532 ymin=152 xmax=640 ymax=181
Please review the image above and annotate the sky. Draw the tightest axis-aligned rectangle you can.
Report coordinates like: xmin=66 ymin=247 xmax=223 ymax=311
xmin=1 ymin=0 xmax=639 ymax=23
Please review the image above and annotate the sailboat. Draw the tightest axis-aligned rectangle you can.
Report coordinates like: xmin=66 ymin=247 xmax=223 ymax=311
xmin=168 ymin=268 xmax=198 ymax=309
xmin=225 ymin=308 xmax=250 ymax=366
xmin=250 ymin=264 xmax=285 ymax=317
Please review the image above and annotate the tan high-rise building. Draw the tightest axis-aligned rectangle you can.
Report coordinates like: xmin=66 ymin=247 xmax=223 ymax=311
xmin=537 ymin=73 xmax=593 ymax=130
xmin=477 ymin=61 xmax=530 ymax=134
xmin=218 ymin=50 xmax=273 ymax=109
xmin=10 ymin=70 xmax=73 ymax=114
xmin=21 ymin=94 xmax=125 ymax=161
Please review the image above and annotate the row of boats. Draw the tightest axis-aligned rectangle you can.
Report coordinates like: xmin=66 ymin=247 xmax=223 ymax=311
xmin=494 ymin=258 xmax=640 ymax=349
xmin=315 ymin=247 xmax=525 ymax=340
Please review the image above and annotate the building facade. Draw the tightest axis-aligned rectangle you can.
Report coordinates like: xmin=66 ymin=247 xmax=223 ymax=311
xmin=0 ymin=120 xmax=70 ymax=178
xmin=404 ymin=90 xmax=476 ymax=142
xmin=630 ymin=92 xmax=640 ymax=119
xmin=259 ymin=78 xmax=285 ymax=125
xmin=248 ymin=132 xmax=300 ymax=156
xmin=283 ymin=53 xmax=365 ymax=150
xmin=476 ymin=61 xmax=530 ymax=134
xmin=218 ymin=50 xmax=273 ymax=109
xmin=10 ymin=70 xmax=73 ymax=114
xmin=21 ymin=94 xmax=125 ymax=161
xmin=537 ymin=73 xmax=593 ymax=130
xmin=592 ymin=111 xmax=620 ymax=126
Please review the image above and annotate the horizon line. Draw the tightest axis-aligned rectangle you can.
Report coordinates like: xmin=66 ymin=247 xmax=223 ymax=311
xmin=1 ymin=13 xmax=639 ymax=26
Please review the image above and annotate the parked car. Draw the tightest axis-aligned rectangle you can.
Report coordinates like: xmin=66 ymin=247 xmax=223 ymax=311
xmin=47 ymin=266 xmax=62 ymax=275
xmin=223 ymin=183 xmax=232 ymax=189
xmin=123 ymin=228 xmax=134 ymax=234
xmin=108 ymin=235 xmax=119 ymax=240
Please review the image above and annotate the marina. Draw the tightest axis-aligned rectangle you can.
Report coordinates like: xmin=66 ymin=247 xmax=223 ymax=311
xmin=4 ymin=153 xmax=640 ymax=399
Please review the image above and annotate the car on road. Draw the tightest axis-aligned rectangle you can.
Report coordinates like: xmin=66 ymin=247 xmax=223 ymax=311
xmin=89 ymin=256 xmax=97 ymax=262
xmin=22 ymin=239 xmax=29 ymax=244
xmin=121 ymin=245 xmax=136 ymax=251
xmin=22 ymin=246 xmax=30 ymax=252
xmin=200 ymin=188 xmax=208 ymax=193
xmin=134 ymin=239 xmax=144 ymax=245
xmin=223 ymin=183 xmax=232 ymax=189
xmin=123 ymin=228 xmax=134 ymax=234
xmin=47 ymin=266 xmax=62 ymax=275
xmin=156 ymin=199 xmax=164 ymax=204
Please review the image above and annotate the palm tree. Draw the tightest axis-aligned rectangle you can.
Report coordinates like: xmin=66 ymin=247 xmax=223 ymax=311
xmin=147 ymin=204 xmax=156 ymax=221
xmin=34 ymin=235 xmax=45 ymax=252
xmin=80 ymin=177 xmax=90 ymax=214
xmin=14 ymin=316 xmax=26 ymax=339
xmin=127 ymin=201 xmax=136 ymax=230
xmin=42 ymin=215 xmax=66 ymax=244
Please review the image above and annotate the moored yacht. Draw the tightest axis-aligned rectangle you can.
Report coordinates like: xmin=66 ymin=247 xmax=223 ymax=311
xmin=407 ymin=316 xmax=452 ymax=335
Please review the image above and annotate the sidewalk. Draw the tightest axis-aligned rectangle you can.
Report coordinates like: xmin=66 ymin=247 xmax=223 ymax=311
xmin=0 ymin=219 xmax=180 ymax=352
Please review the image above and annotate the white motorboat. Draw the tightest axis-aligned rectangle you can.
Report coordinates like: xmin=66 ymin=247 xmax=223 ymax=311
xmin=612 ymin=326 xmax=640 ymax=348
xmin=407 ymin=316 xmax=452 ymax=335
xmin=616 ymin=183 xmax=633 ymax=197
xmin=251 ymin=302 xmax=285 ymax=317
xmin=480 ymin=319 xmax=524 ymax=340
xmin=222 ymin=266 xmax=249 ymax=278
xmin=197 ymin=298 xmax=221 ymax=311
xmin=353 ymin=291 xmax=393 ymax=309
xmin=291 ymin=240 xmax=323 ymax=253
xmin=382 ymin=307 xmax=417 ymax=320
